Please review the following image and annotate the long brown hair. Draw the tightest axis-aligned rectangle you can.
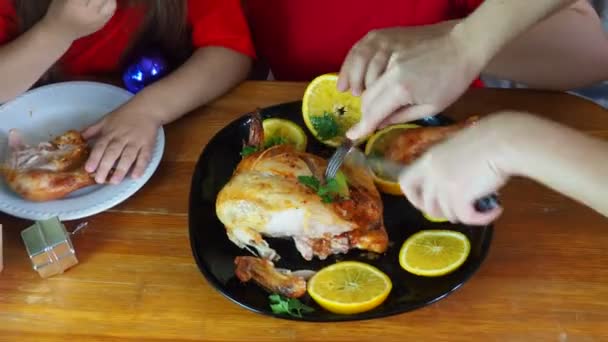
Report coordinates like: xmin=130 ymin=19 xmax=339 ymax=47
xmin=13 ymin=0 xmax=191 ymax=81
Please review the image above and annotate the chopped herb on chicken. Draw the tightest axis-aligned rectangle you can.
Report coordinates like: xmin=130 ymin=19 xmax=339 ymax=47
xmin=298 ymin=174 xmax=348 ymax=203
xmin=310 ymin=112 xmax=339 ymax=140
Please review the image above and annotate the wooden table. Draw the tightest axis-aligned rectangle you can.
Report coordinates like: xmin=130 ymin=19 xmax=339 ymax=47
xmin=1 ymin=81 xmax=607 ymax=341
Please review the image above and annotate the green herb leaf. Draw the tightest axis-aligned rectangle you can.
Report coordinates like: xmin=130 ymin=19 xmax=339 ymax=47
xmin=311 ymin=113 xmax=339 ymax=140
xmin=270 ymin=301 xmax=290 ymax=315
xmin=319 ymin=178 xmax=340 ymax=195
xmin=269 ymin=294 xmax=315 ymax=318
xmin=297 ymin=175 xmax=320 ymax=192
xmin=334 ymin=170 xmax=350 ymax=197
xmin=241 ymin=136 xmax=287 ymax=158
xmin=298 ymin=175 xmax=347 ymax=203
xmin=240 ymin=145 xmax=259 ymax=157
xmin=263 ymin=136 xmax=288 ymax=149
xmin=298 ymin=303 xmax=315 ymax=313
xmin=269 ymin=293 xmax=282 ymax=303
xmin=286 ymin=298 xmax=315 ymax=318
xmin=320 ymin=194 xmax=334 ymax=203
xmin=318 ymin=178 xmax=339 ymax=203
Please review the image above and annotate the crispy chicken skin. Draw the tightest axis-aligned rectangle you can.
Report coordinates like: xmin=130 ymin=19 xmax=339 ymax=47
xmin=1 ymin=129 xmax=95 ymax=201
xmin=216 ymin=112 xmax=388 ymax=262
xmin=383 ymin=116 xmax=478 ymax=164
xmin=234 ymin=256 xmax=307 ymax=298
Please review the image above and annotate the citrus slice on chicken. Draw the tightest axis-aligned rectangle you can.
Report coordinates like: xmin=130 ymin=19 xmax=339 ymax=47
xmin=262 ymin=118 xmax=308 ymax=151
xmin=364 ymin=123 xmax=420 ymax=195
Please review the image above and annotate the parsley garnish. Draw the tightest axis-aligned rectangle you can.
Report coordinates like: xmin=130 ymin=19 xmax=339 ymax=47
xmin=298 ymin=175 xmax=346 ymax=203
xmin=240 ymin=136 xmax=289 ymax=157
xmin=263 ymin=136 xmax=287 ymax=148
xmin=317 ymin=178 xmax=341 ymax=203
xmin=297 ymin=175 xmax=321 ymax=191
xmin=269 ymin=294 xmax=315 ymax=318
xmin=240 ymin=145 xmax=259 ymax=157
xmin=310 ymin=112 xmax=339 ymax=140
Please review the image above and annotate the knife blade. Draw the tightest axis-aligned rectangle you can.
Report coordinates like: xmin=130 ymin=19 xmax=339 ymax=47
xmin=347 ymin=149 xmax=500 ymax=213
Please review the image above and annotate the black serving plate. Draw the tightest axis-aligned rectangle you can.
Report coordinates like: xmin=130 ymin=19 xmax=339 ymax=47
xmin=188 ymin=101 xmax=493 ymax=322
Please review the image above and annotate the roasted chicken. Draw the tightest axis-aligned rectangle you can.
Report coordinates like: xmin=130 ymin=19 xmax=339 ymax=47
xmin=216 ymin=112 xmax=388 ymax=297
xmin=218 ymin=112 xmax=477 ymax=298
xmin=0 ymin=129 xmax=95 ymax=201
xmin=216 ymin=112 xmax=388 ymax=263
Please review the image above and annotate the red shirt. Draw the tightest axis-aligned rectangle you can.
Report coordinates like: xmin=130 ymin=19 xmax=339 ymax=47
xmin=0 ymin=0 xmax=255 ymax=76
xmin=243 ymin=0 xmax=483 ymax=81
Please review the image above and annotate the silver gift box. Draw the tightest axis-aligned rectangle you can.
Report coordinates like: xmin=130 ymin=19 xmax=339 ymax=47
xmin=21 ymin=217 xmax=78 ymax=278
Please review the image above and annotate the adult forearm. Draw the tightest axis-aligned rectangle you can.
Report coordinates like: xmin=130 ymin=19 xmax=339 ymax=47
xmin=0 ymin=22 xmax=72 ymax=102
xmin=453 ymin=0 xmax=578 ymax=70
xmin=496 ymin=112 xmax=608 ymax=216
xmin=124 ymin=47 xmax=252 ymax=124
xmin=481 ymin=1 xmax=608 ymax=90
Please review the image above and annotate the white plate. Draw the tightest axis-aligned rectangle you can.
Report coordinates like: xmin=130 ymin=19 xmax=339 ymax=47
xmin=0 ymin=81 xmax=165 ymax=221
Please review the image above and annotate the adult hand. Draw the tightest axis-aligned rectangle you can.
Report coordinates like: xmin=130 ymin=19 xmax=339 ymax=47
xmin=340 ymin=22 xmax=486 ymax=141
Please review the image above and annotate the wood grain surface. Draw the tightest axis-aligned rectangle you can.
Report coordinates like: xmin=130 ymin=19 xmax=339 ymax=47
xmin=0 ymin=81 xmax=607 ymax=341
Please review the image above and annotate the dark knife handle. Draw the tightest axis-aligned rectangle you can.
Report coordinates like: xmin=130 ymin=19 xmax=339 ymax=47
xmin=474 ymin=193 xmax=500 ymax=213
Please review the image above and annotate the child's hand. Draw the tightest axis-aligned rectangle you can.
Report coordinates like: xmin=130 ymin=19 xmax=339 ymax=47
xmin=41 ymin=0 xmax=117 ymax=41
xmin=398 ymin=116 xmax=509 ymax=226
xmin=82 ymin=108 xmax=161 ymax=185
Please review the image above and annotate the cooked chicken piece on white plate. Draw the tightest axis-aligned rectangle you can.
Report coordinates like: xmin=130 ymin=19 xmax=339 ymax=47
xmin=0 ymin=129 xmax=95 ymax=201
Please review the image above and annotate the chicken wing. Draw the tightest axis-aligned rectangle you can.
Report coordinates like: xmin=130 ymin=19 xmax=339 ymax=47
xmin=234 ymin=256 xmax=307 ymax=298
xmin=383 ymin=116 xmax=478 ymax=164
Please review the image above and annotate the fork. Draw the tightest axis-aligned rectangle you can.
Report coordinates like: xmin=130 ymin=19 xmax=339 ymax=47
xmin=324 ymin=138 xmax=355 ymax=180
xmin=324 ymin=138 xmax=501 ymax=214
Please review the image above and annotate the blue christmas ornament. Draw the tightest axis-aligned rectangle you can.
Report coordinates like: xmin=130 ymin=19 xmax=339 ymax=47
xmin=122 ymin=52 xmax=168 ymax=94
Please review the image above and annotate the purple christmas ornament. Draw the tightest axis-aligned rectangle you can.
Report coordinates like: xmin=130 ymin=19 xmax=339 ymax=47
xmin=122 ymin=52 xmax=168 ymax=94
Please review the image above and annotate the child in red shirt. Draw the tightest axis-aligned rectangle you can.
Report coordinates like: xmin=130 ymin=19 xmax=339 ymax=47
xmin=243 ymin=0 xmax=604 ymax=90
xmin=0 ymin=0 xmax=255 ymax=184
xmin=243 ymin=0 xmax=482 ymax=82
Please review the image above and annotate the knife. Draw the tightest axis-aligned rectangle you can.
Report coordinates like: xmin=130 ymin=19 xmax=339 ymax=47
xmin=345 ymin=148 xmax=500 ymax=213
